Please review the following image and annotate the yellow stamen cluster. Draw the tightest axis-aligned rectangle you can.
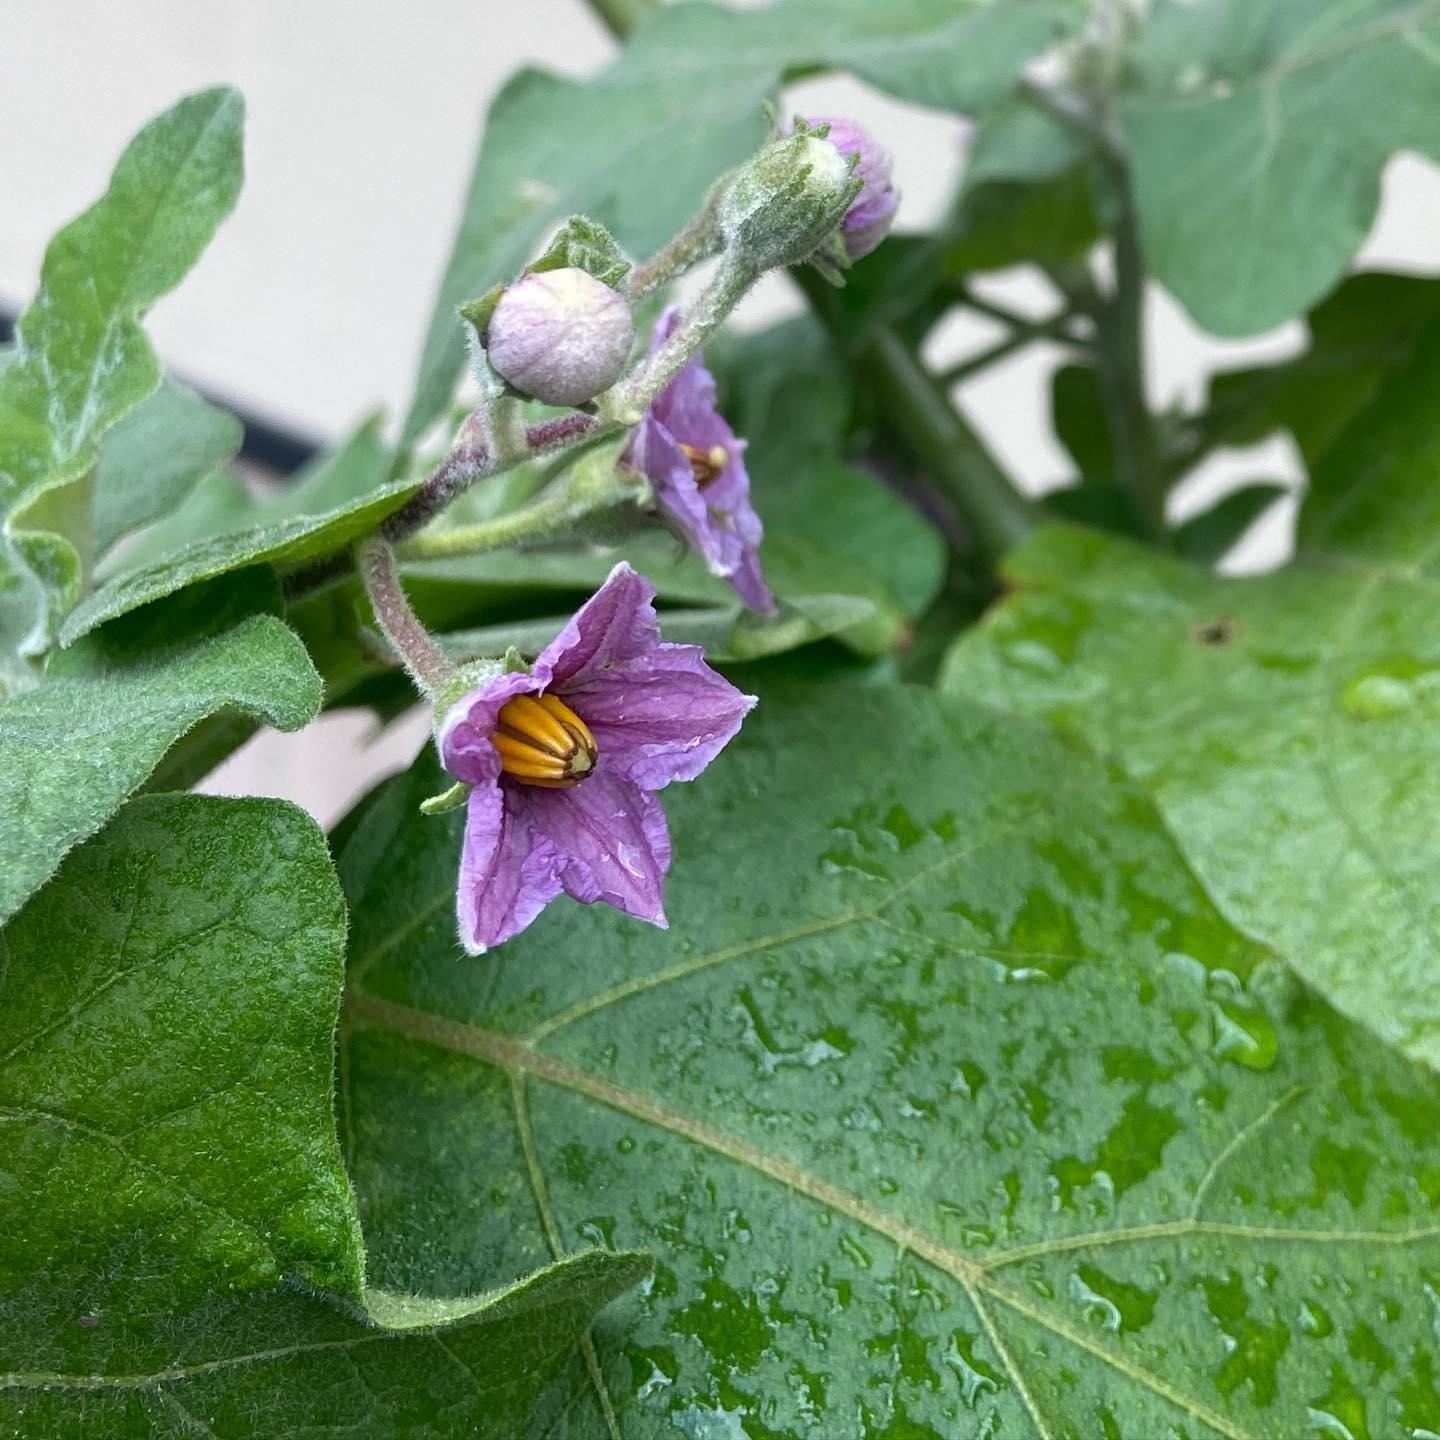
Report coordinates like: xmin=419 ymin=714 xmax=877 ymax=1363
xmin=679 ymin=442 xmax=729 ymax=489
xmin=493 ymin=692 xmax=598 ymax=788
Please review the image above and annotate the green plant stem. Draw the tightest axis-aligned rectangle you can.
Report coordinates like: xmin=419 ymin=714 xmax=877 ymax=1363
xmin=1022 ymin=79 xmax=1169 ymax=541
xmin=938 ymin=311 xmax=1091 ymax=386
xmin=1093 ymin=188 xmax=1169 ymax=541
xmin=795 ymin=268 xmax=1040 ymax=566
xmin=356 ymin=535 xmax=452 ymax=695
xmin=582 ymin=0 xmax=658 ymax=41
xmin=866 ymin=329 xmax=1041 ymax=563
xmin=399 ymin=484 xmax=602 ymax=561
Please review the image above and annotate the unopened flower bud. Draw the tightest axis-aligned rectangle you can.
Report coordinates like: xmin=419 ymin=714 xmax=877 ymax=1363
xmin=486 ymin=268 xmax=634 ymax=406
xmin=717 ymin=128 xmax=860 ymax=275
xmin=801 ymin=116 xmax=899 ymax=261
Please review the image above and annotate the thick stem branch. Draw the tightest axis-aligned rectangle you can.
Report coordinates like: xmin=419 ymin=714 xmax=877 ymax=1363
xmin=1093 ymin=187 xmax=1168 ymax=539
xmin=795 ymin=266 xmax=1039 ymax=563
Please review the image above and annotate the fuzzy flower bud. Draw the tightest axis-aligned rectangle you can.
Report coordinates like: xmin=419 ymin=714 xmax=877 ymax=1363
xmin=801 ymin=115 xmax=899 ymax=261
xmin=717 ymin=127 xmax=860 ymax=275
xmin=486 ymin=268 xmax=634 ymax=406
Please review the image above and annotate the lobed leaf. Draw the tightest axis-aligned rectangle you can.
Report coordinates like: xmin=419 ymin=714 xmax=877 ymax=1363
xmin=0 ymin=795 xmax=647 ymax=1437
xmin=1123 ymin=0 xmax=1440 ymax=335
xmin=63 ymin=420 xmax=414 ymax=644
xmin=336 ymin=688 xmax=1440 ymax=1436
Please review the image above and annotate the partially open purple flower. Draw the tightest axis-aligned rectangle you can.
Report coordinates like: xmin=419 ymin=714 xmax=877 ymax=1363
xmin=620 ymin=308 xmax=775 ymax=613
xmin=439 ymin=563 xmax=755 ymax=952
xmin=804 ymin=116 xmax=899 ymax=261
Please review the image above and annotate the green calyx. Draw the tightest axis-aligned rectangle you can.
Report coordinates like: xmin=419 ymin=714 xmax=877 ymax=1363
xmin=458 ymin=215 xmax=632 ymax=338
xmin=717 ymin=120 xmax=862 ymax=277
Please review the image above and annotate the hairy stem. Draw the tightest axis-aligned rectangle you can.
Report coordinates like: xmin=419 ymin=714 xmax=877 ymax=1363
xmin=626 ymin=206 xmax=723 ymax=300
xmin=356 ymin=536 xmax=452 ymax=695
xmin=381 ymin=413 xmax=598 ymax=545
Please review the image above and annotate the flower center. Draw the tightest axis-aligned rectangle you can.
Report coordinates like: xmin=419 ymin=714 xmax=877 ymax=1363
xmin=679 ymin=442 xmax=729 ymax=489
xmin=493 ymin=692 xmax=598 ymax=788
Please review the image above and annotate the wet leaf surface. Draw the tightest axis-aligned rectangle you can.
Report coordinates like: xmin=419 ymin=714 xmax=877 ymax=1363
xmin=338 ymin=688 xmax=1440 ymax=1436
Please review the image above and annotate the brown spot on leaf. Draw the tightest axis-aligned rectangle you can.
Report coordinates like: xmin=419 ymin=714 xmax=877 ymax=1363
xmin=1191 ymin=617 xmax=1239 ymax=647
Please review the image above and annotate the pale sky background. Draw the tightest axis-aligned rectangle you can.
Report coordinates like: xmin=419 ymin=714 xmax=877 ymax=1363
xmin=5 ymin=0 xmax=1439 ymax=826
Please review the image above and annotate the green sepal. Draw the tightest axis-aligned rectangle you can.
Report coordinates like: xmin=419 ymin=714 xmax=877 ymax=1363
xmin=433 ymin=655 xmax=510 ymax=720
xmin=419 ymin=779 xmax=470 ymax=816
xmin=458 ymin=215 xmax=632 ymax=341
xmin=526 ymin=214 xmax=632 ymax=288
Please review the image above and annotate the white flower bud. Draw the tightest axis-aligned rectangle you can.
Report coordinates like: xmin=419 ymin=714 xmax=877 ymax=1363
xmin=486 ymin=268 xmax=634 ymax=406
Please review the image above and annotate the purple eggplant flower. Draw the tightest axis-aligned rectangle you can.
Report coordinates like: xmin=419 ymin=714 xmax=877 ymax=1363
xmin=439 ymin=562 xmax=756 ymax=953
xmin=620 ymin=308 xmax=775 ymax=614
xmin=804 ymin=115 xmax=899 ymax=261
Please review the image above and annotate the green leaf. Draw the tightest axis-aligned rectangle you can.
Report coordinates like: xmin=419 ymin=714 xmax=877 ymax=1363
xmin=1172 ymin=483 xmax=1289 ymax=566
xmin=0 ymin=593 xmax=320 ymax=925
xmin=63 ymin=419 xmax=413 ymax=644
xmin=0 ymin=87 xmax=244 ymax=669
xmin=404 ymin=0 xmax=1079 ymax=447
xmin=944 ymin=103 xmax=1097 ymax=274
xmin=0 ymin=87 xmax=243 ymax=506
xmin=92 ymin=377 xmax=243 ymax=554
xmin=941 ymin=519 xmax=1440 ymax=1069
xmin=337 ymin=688 xmax=1440 ymax=1435
xmin=0 ymin=794 xmax=648 ymax=1436
xmin=1123 ymin=0 xmax=1440 ymax=335
xmin=1203 ymin=272 xmax=1440 ymax=467
xmin=1298 ymin=302 xmax=1440 ymax=573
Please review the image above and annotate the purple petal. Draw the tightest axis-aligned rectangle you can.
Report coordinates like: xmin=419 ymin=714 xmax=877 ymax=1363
xmin=534 ymin=562 xmax=663 ymax=690
xmin=562 ymin=643 xmax=756 ymax=790
xmin=521 ymin=770 xmax=671 ymax=927
xmin=455 ymin=782 xmax=564 ymax=953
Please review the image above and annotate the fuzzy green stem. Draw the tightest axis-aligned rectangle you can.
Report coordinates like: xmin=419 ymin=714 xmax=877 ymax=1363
xmin=602 ymin=258 xmax=752 ymax=424
xmin=399 ymin=483 xmax=608 ymax=561
xmin=626 ymin=205 xmax=723 ymax=300
xmin=356 ymin=535 xmax=452 ymax=695
xmin=1023 ymin=79 xmax=1168 ymax=540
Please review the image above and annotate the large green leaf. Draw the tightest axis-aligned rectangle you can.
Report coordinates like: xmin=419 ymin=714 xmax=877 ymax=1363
xmin=63 ymin=419 xmax=414 ymax=643
xmin=1203 ymin=272 xmax=1440 ymax=468
xmin=941 ymin=518 xmax=1440 ymax=1070
xmin=945 ymin=300 xmax=1440 ymax=1064
xmin=337 ymin=688 xmax=1440 ymax=1436
xmin=0 ymin=585 xmax=320 ymax=926
xmin=0 ymin=794 xmax=648 ymax=1436
xmin=0 ymin=88 xmax=244 ymax=673
xmin=404 ymin=0 xmax=1078 ymax=447
xmin=1123 ymin=0 xmax=1440 ymax=336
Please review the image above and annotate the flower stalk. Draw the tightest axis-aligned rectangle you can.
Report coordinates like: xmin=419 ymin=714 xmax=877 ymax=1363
xmin=356 ymin=535 xmax=453 ymax=695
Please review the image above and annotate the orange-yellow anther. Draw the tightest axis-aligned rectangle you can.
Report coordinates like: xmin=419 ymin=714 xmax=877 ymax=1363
xmin=679 ymin=442 xmax=729 ymax=489
xmin=494 ymin=692 xmax=598 ymax=788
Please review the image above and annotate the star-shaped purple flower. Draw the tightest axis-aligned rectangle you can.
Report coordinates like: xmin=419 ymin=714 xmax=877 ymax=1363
xmin=439 ymin=562 xmax=756 ymax=953
xmin=620 ymin=308 xmax=776 ymax=614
